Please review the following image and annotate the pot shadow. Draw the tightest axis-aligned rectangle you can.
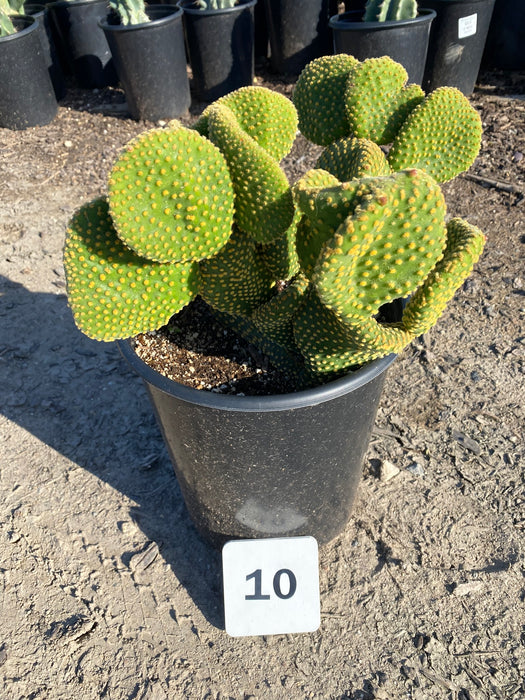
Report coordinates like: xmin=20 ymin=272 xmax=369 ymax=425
xmin=0 ymin=275 xmax=224 ymax=629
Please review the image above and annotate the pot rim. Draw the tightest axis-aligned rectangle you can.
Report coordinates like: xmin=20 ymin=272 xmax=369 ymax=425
xmin=117 ymin=337 xmax=397 ymax=412
xmin=177 ymin=0 xmax=257 ymax=17
xmin=329 ymin=7 xmax=436 ymax=30
xmin=99 ymin=4 xmax=183 ymax=31
xmin=0 ymin=14 xmax=36 ymax=42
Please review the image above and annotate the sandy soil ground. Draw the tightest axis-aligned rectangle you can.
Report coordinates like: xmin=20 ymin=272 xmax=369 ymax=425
xmin=0 ymin=65 xmax=524 ymax=699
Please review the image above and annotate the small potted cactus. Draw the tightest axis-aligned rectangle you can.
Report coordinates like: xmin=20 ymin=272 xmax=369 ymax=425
xmin=0 ymin=0 xmax=58 ymax=128
xmin=99 ymin=0 xmax=190 ymax=121
xmin=64 ymin=54 xmax=486 ymax=546
xmin=329 ymin=0 xmax=437 ymax=85
xmin=178 ymin=0 xmax=257 ymax=101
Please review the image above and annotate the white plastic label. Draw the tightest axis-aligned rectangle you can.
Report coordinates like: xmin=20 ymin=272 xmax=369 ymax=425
xmin=222 ymin=536 xmax=320 ymax=637
xmin=458 ymin=13 xmax=478 ymax=39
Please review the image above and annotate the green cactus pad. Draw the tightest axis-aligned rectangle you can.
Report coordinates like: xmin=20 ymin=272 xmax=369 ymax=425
xmin=64 ymin=199 xmax=197 ymax=341
xmin=206 ymin=103 xmax=294 ymax=244
xmin=402 ymin=217 xmax=486 ymax=336
xmin=108 ymin=126 xmax=235 ymax=264
xmin=313 ymin=169 xmax=447 ymax=321
xmin=251 ymin=274 xmax=310 ymax=333
xmin=345 ymin=57 xmax=425 ymax=145
xmin=198 ymin=227 xmax=275 ymax=317
xmin=293 ymin=54 xmax=360 ymax=146
xmin=316 ymin=137 xmax=392 ymax=181
xmin=294 ymin=171 xmax=371 ymax=276
xmin=388 ymin=87 xmax=483 ymax=182
xmin=293 ymin=289 xmax=366 ymax=375
xmin=195 ymin=86 xmax=298 ymax=162
xmin=258 ymin=208 xmax=301 ymax=280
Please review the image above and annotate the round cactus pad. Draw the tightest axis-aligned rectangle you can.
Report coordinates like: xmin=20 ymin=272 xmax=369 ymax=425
xmin=64 ymin=199 xmax=198 ymax=341
xmin=313 ymin=169 xmax=447 ymax=321
xmin=388 ymin=87 xmax=483 ymax=182
xmin=293 ymin=54 xmax=359 ymax=146
xmin=344 ymin=57 xmax=425 ymax=145
xmin=108 ymin=127 xmax=235 ymax=264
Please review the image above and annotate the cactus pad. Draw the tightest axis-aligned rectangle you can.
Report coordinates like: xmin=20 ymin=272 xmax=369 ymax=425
xmin=345 ymin=57 xmax=425 ymax=145
xmin=64 ymin=199 xmax=197 ymax=341
xmin=206 ymin=103 xmax=294 ymax=244
xmin=251 ymin=274 xmax=310 ymax=333
xmin=258 ymin=208 xmax=301 ymax=280
xmin=388 ymin=87 xmax=483 ymax=182
xmin=316 ymin=137 xmax=392 ymax=181
xmin=108 ymin=126 xmax=235 ymax=264
xmin=195 ymin=86 xmax=298 ymax=162
xmin=402 ymin=217 xmax=486 ymax=335
xmin=313 ymin=169 xmax=447 ymax=321
xmin=293 ymin=54 xmax=359 ymax=146
xmin=198 ymin=227 xmax=275 ymax=317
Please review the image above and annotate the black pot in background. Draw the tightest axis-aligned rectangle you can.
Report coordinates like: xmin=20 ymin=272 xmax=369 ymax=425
xmin=422 ymin=0 xmax=495 ymax=95
xmin=329 ymin=8 xmax=436 ymax=86
xmin=179 ymin=0 xmax=257 ymax=103
xmin=47 ymin=0 xmax=117 ymax=88
xmin=118 ymin=339 xmax=396 ymax=548
xmin=23 ymin=2 xmax=67 ymax=99
xmin=482 ymin=0 xmax=525 ymax=71
xmin=263 ymin=0 xmax=334 ymax=75
xmin=100 ymin=5 xmax=190 ymax=121
xmin=0 ymin=15 xmax=58 ymax=129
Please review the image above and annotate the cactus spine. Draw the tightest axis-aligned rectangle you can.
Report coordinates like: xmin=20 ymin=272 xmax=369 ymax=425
xmin=64 ymin=53 xmax=486 ymax=389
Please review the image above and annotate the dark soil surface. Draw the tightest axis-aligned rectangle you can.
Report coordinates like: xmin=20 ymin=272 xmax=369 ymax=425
xmin=0 ymin=66 xmax=524 ymax=699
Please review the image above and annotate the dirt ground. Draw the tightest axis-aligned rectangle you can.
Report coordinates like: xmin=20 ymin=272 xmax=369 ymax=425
xmin=0 ymin=63 xmax=524 ymax=700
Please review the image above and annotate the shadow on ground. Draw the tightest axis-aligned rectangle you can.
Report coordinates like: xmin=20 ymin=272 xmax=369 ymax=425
xmin=0 ymin=275 xmax=224 ymax=629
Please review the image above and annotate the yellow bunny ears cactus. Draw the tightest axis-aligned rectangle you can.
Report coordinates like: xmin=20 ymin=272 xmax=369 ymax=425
xmin=64 ymin=56 xmax=486 ymax=388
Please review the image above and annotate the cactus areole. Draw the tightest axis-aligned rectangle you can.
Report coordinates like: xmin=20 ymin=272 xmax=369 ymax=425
xmin=64 ymin=55 xmax=486 ymax=393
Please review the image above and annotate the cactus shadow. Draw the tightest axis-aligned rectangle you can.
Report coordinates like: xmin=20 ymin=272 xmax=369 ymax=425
xmin=0 ymin=275 xmax=224 ymax=629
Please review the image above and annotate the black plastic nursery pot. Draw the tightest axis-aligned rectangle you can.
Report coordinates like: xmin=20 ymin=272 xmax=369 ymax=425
xmin=23 ymin=2 xmax=67 ymax=99
xmin=263 ymin=0 xmax=334 ymax=75
xmin=482 ymin=0 xmax=525 ymax=71
xmin=179 ymin=0 xmax=256 ymax=102
xmin=0 ymin=15 xmax=58 ymax=130
xmin=329 ymin=8 xmax=437 ymax=86
xmin=118 ymin=339 xmax=396 ymax=547
xmin=422 ymin=0 xmax=495 ymax=95
xmin=47 ymin=0 xmax=117 ymax=88
xmin=100 ymin=5 xmax=190 ymax=121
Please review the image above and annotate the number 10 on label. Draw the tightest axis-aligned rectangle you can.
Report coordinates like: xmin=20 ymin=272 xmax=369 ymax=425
xmin=222 ymin=537 xmax=320 ymax=637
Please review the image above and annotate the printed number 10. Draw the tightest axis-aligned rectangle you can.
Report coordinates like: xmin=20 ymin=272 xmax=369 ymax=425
xmin=245 ymin=568 xmax=297 ymax=600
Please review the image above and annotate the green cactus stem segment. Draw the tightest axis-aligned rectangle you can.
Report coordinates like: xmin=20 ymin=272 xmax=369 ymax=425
xmin=64 ymin=199 xmax=198 ymax=341
xmin=363 ymin=0 xmax=417 ymax=21
xmin=402 ymin=217 xmax=486 ymax=336
xmin=109 ymin=0 xmax=149 ymax=25
xmin=293 ymin=54 xmax=359 ymax=146
xmin=108 ymin=126 xmax=235 ymax=264
xmin=316 ymin=137 xmax=392 ymax=181
xmin=345 ymin=57 xmax=425 ymax=145
xmin=198 ymin=227 xmax=275 ymax=317
xmin=257 ymin=207 xmax=301 ymax=281
xmin=251 ymin=274 xmax=310 ymax=333
xmin=312 ymin=169 xmax=447 ymax=321
xmin=388 ymin=87 xmax=483 ymax=183
xmin=206 ymin=102 xmax=294 ymax=244
xmin=195 ymin=86 xmax=298 ymax=162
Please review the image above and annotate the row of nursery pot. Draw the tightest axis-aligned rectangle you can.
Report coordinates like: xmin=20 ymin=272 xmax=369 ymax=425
xmin=0 ymin=0 xmax=504 ymax=129
xmin=64 ymin=54 xmax=487 ymax=546
xmin=330 ymin=0 xmax=497 ymax=95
